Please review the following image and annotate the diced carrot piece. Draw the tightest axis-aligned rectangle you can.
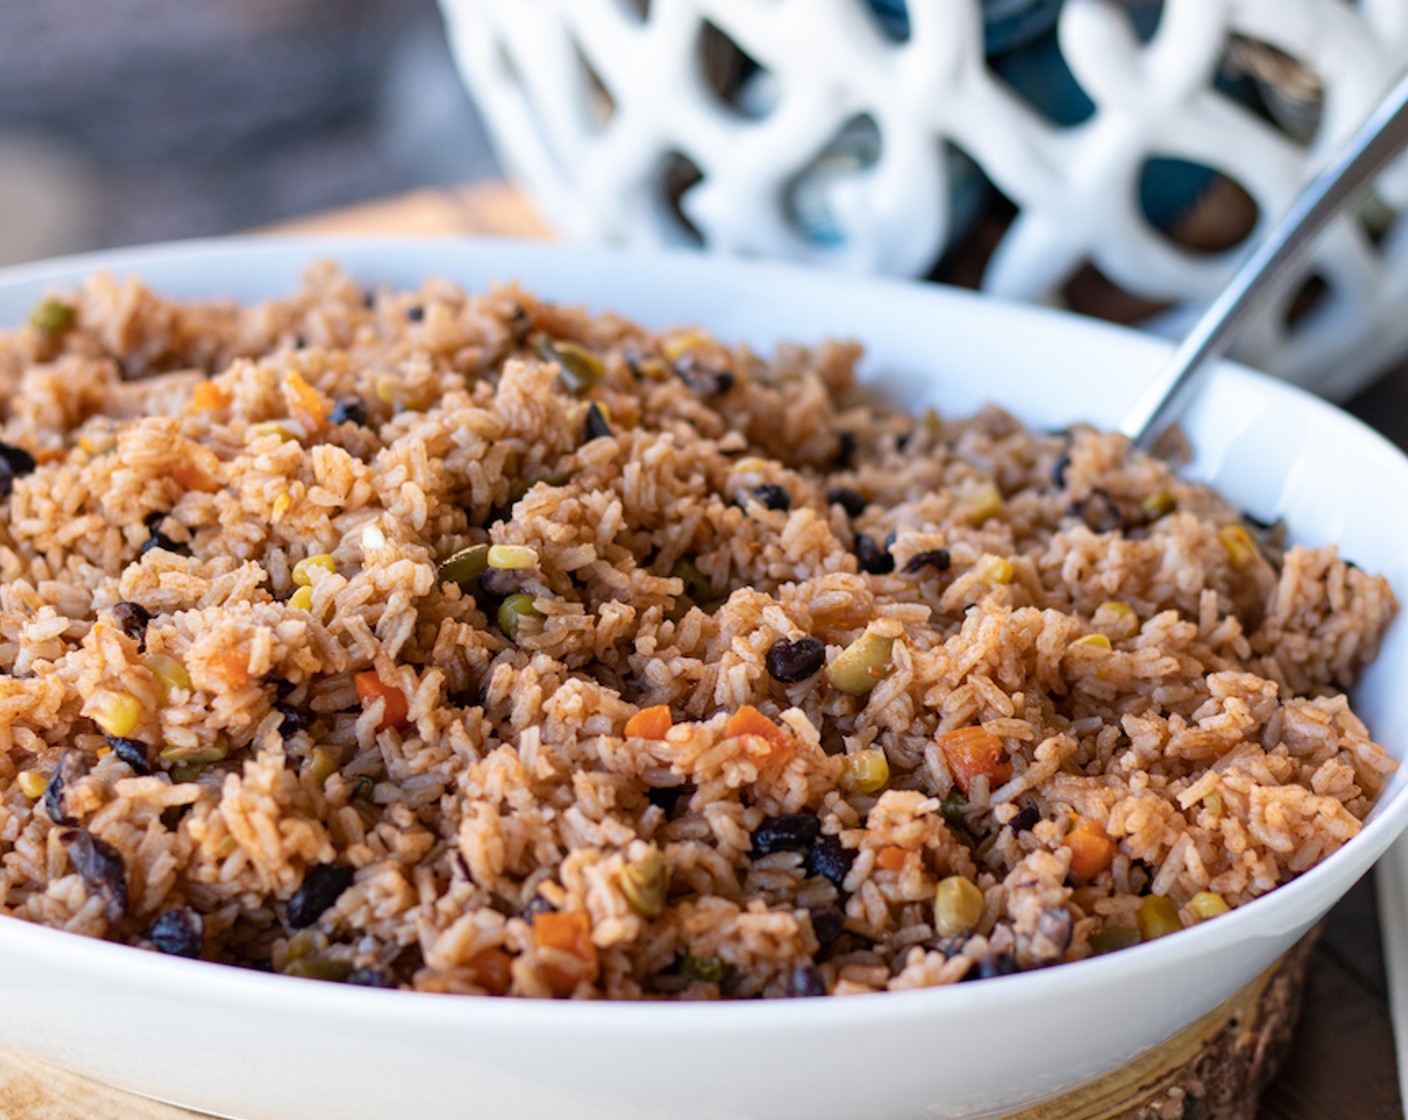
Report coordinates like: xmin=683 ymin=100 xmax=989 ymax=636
xmin=624 ymin=705 xmax=673 ymax=740
xmin=1065 ymin=818 xmax=1117 ymax=880
xmin=937 ymin=726 xmax=1012 ymax=794
xmin=34 ymin=448 xmax=65 ymax=465
xmin=725 ymin=705 xmax=792 ymax=754
xmin=468 ymin=947 xmax=513 ymax=996
xmin=192 ymin=382 xmax=232 ymax=412
xmin=875 ymin=846 xmax=908 ymax=872
xmin=533 ymin=910 xmax=599 ymax=994
xmin=208 ymin=650 xmax=251 ymax=690
xmin=354 ymin=671 xmax=410 ymax=731
xmin=286 ymin=370 xmax=328 ymax=431
xmin=172 ymin=460 xmax=219 ymax=493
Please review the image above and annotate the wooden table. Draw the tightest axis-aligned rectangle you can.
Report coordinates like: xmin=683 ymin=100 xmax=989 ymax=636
xmin=0 ymin=182 xmax=1399 ymax=1120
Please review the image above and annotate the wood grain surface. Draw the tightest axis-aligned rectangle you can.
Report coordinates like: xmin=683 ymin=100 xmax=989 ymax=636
xmin=0 ymin=182 xmax=1398 ymax=1120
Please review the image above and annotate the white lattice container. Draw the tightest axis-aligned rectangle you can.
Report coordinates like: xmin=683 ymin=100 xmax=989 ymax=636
xmin=440 ymin=0 xmax=1408 ymax=399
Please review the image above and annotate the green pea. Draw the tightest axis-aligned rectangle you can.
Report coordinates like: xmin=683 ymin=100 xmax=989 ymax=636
xmin=680 ymin=952 xmax=727 ymax=983
xmin=824 ymin=632 xmax=895 ymax=695
xmin=30 ymin=299 xmax=75 ymax=335
xmin=497 ymin=592 xmax=543 ymax=640
xmin=1089 ymin=925 xmax=1141 ymax=955
xmin=283 ymin=957 xmax=354 ymax=982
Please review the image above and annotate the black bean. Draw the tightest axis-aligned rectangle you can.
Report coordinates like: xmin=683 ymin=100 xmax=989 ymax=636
xmin=645 ymin=783 xmax=691 ymax=814
xmin=362 ymin=290 xmax=376 ymax=309
xmin=59 ymin=828 xmax=127 ymax=920
xmin=809 ymin=906 xmax=846 ymax=947
xmin=1242 ymin=510 xmax=1273 ymax=532
xmin=834 ymin=431 xmax=857 ymax=469
xmin=110 ymin=601 xmax=151 ymax=648
xmin=347 ymin=967 xmax=397 ymax=988
xmin=476 ymin=567 xmax=521 ymax=599
xmin=149 ymin=907 xmax=204 ymax=958
xmin=1051 ymin=452 xmax=1071 ymax=489
xmin=275 ymin=701 xmax=311 ymax=738
xmin=963 ymin=951 xmax=1018 ymax=982
xmin=139 ymin=532 xmax=186 ymax=557
xmin=523 ymin=894 xmax=557 ymax=923
xmin=583 ymin=402 xmax=613 ymax=442
xmin=1009 ymin=805 xmax=1040 ymax=833
xmin=673 ymin=356 xmax=734 ymax=397
xmin=143 ymin=511 xmax=168 ymax=533
xmin=750 ymin=484 xmax=791 ymax=512
xmin=0 ymin=440 xmax=36 ymax=500
xmin=784 ymin=963 xmax=827 ymax=998
xmin=328 ymin=399 xmax=368 ymax=427
xmin=903 ymin=548 xmax=951 ymax=574
xmin=107 ymin=736 xmax=151 ymax=776
xmin=854 ymin=532 xmax=894 ymax=575
xmin=802 ymin=835 xmax=854 ymax=887
xmin=826 ymin=486 xmax=867 ymax=519
xmin=1069 ymin=488 xmax=1124 ymax=534
xmin=286 ymin=863 xmax=354 ymax=929
xmin=751 ymin=813 xmax=820 ymax=857
xmin=406 ymin=305 xmax=425 ymax=322
xmin=895 ymin=431 xmax=912 ymax=452
xmin=43 ymin=751 xmax=84 ymax=826
xmin=765 ymin=635 xmax=825 ymax=683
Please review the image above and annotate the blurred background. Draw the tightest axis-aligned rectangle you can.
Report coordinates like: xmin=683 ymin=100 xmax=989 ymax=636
xmin=0 ymin=0 xmax=499 ymax=266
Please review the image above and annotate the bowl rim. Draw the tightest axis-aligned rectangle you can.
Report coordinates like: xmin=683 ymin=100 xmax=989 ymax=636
xmin=1 ymin=232 xmax=1405 ymax=1034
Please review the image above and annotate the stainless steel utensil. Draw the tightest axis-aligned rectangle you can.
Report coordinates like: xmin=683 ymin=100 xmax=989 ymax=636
xmin=1122 ymin=69 xmax=1408 ymax=449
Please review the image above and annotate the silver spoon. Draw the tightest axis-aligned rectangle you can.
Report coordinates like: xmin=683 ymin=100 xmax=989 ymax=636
xmin=1121 ymin=68 xmax=1408 ymax=450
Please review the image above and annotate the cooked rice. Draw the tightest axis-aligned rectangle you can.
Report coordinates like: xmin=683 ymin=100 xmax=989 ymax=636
xmin=0 ymin=263 xmax=1395 ymax=999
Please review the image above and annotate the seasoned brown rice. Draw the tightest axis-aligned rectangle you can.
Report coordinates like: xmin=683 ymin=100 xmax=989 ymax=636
xmin=0 ymin=263 xmax=1395 ymax=999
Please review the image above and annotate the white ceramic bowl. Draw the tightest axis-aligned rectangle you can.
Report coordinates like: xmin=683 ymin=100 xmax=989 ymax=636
xmin=0 ymin=237 xmax=1406 ymax=1120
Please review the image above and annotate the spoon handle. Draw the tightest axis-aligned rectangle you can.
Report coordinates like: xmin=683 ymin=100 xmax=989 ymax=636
xmin=1122 ymin=68 xmax=1408 ymax=450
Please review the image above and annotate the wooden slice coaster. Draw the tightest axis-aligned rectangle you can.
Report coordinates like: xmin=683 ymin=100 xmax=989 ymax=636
xmin=0 ymin=933 xmax=1313 ymax=1120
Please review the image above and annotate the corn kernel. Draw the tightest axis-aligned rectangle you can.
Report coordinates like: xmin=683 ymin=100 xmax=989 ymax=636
xmin=271 ymin=493 xmax=292 ymax=524
xmin=729 ymin=457 xmax=769 ymax=475
xmin=1070 ymin=633 xmax=1112 ymax=651
xmin=1141 ymin=490 xmax=1176 ymax=519
xmin=145 ymin=654 xmax=192 ymax=705
xmin=89 ymin=689 xmax=142 ymax=738
xmin=975 ymin=554 xmax=1013 ymax=584
xmin=96 ymin=746 xmax=111 ymax=759
xmin=964 ymin=483 xmax=1003 ymax=526
xmin=1098 ymin=600 xmax=1136 ymax=621
xmin=1189 ymin=891 xmax=1231 ymax=921
xmin=1203 ymin=790 xmax=1224 ymax=817
xmin=838 ymin=749 xmax=890 ymax=794
xmin=16 ymin=770 xmax=46 ymax=799
xmin=289 ymin=586 xmax=314 ymax=611
xmin=292 ymin=554 xmax=336 ymax=586
xmin=486 ymin=544 xmax=539 ymax=570
xmin=935 ymin=876 xmax=986 ymax=937
xmin=1137 ymin=894 xmax=1183 ymax=940
xmin=1218 ymin=525 xmax=1258 ymax=569
xmin=309 ymin=746 xmax=340 ymax=785
xmin=249 ymin=421 xmax=297 ymax=442
xmin=661 ymin=329 xmax=712 ymax=362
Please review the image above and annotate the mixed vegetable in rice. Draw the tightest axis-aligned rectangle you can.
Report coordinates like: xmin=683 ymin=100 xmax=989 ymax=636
xmin=0 ymin=265 xmax=1395 ymax=998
